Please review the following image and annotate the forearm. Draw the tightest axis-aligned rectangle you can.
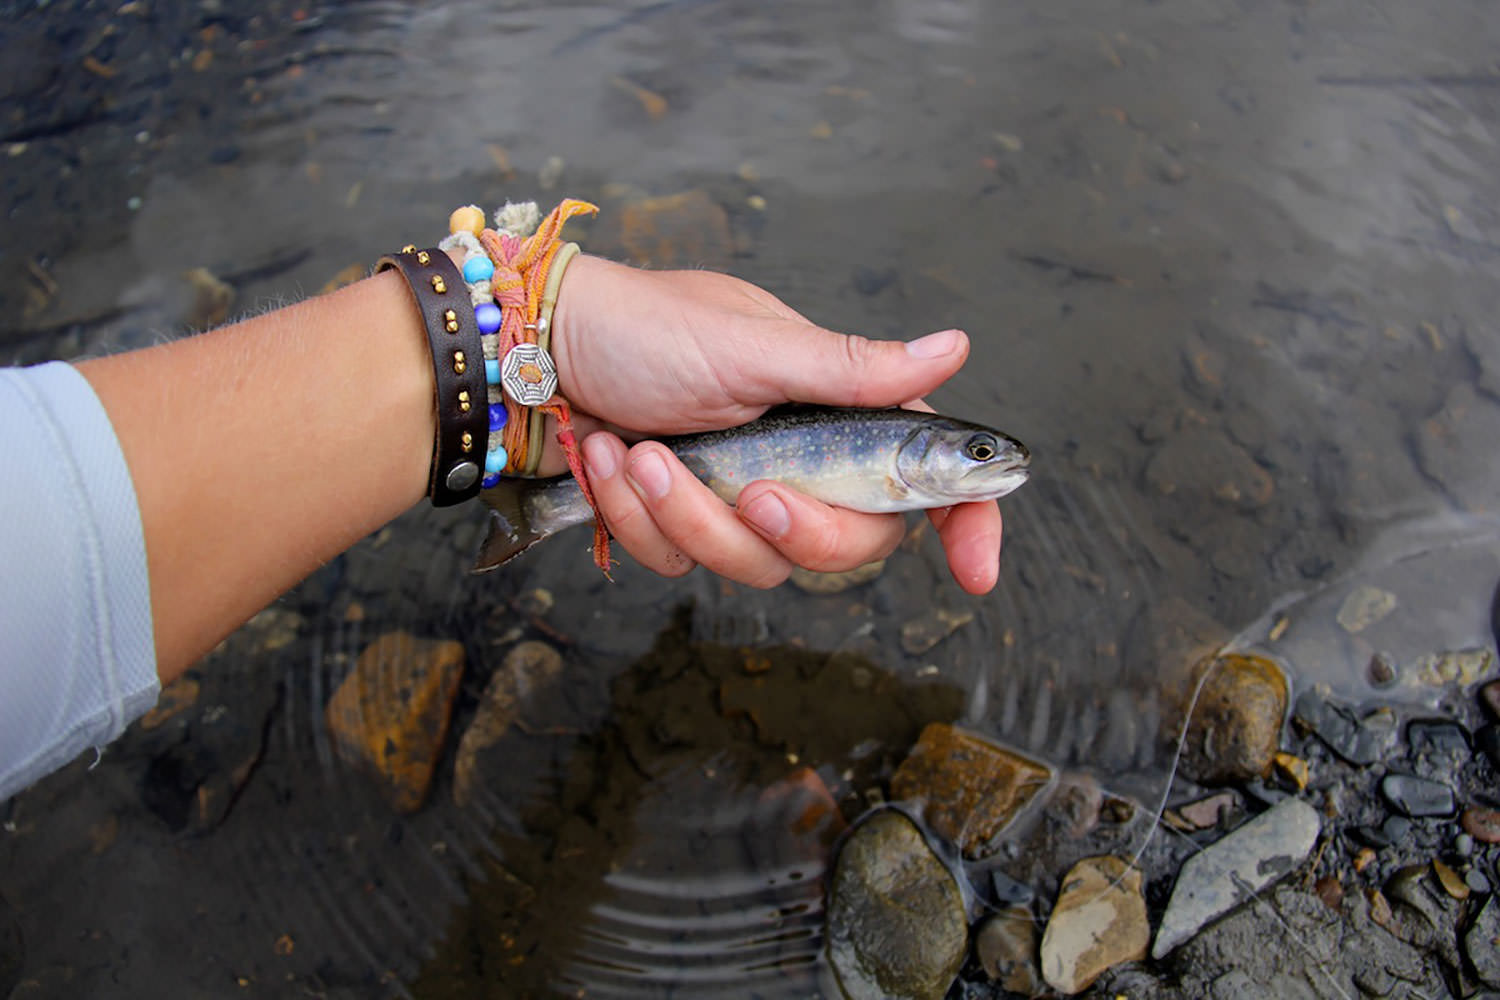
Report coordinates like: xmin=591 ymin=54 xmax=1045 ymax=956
xmin=79 ymin=269 xmax=435 ymax=683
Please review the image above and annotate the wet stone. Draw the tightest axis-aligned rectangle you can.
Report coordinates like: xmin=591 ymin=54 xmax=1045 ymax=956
xmin=1153 ymin=798 xmax=1321 ymax=959
xmin=1416 ymin=383 xmax=1500 ymax=513
xmin=1462 ymin=806 xmax=1500 ymax=844
xmin=453 ymin=641 xmax=564 ymax=807
xmin=975 ymin=907 xmax=1041 ymax=995
xmin=1040 ymin=855 xmax=1149 ymax=995
xmin=1292 ymin=692 xmax=1397 ymax=766
xmin=899 ymin=607 xmax=974 ymax=655
xmin=1336 ymin=585 xmax=1397 ymax=633
xmin=1466 ymin=869 xmax=1492 ymax=895
xmin=1379 ymin=773 xmax=1456 ymax=818
xmin=890 ymin=723 xmax=1052 ymax=858
xmin=788 ymin=559 xmax=885 ymax=595
xmin=825 ymin=810 xmax=968 ymax=1000
xmin=1407 ymin=718 xmax=1471 ymax=758
xmin=1170 ymin=790 xmax=1239 ymax=831
xmin=601 ymin=189 xmax=733 ymax=270
xmin=325 ymin=631 xmax=465 ymax=814
xmin=1468 ymin=896 xmax=1500 ymax=988
xmin=1367 ymin=651 xmax=1398 ymax=688
xmin=1477 ymin=725 xmax=1500 ymax=769
xmin=1181 ymin=653 xmax=1289 ymax=786
xmin=1412 ymin=648 xmax=1494 ymax=689
xmin=1480 ymin=679 xmax=1500 ymax=721
xmin=1143 ymin=427 xmax=1273 ymax=511
xmin=1432 ymin=859 xmax=1469 ymax=900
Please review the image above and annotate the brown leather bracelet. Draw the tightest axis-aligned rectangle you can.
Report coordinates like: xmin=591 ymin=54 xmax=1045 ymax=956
xmin=375 ymin=246 xmax=489 ymax=507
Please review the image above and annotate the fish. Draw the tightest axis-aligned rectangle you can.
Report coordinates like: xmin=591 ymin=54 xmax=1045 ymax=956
xmin=474 ymin=404 xmax=1031 ymax=571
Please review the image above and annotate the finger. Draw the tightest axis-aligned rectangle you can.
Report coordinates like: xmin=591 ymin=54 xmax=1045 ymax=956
xmin=737 ymin=482 xmax=906 ymax=572
xmin=580 ymin=433 xmax=696 ymax=577
xmin=622 ymin=442 xmax=795 ymax=588
xmin=935 ymin=500 xmax=1004 ymax=595
xmin=747 ymin=323 xmax=970 ymax=409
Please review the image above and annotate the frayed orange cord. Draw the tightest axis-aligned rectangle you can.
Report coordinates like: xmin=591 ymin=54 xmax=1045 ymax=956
xmin=481 ymin=199 xmax=613 ymax=574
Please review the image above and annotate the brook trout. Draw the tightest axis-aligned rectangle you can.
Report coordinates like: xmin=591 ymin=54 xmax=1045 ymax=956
xmin=475 ymin=404 xmax=1030 ymax=571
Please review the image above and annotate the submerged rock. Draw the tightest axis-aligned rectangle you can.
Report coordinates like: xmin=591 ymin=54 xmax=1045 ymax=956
xmin=1379 ymin=773 xmax=1456 ymax=818
xmin=1336 ymin=585 xmax=1397 ymax=633
xmin=890 ymin=723 xmax=1052 ymax=857
xmin=974 ymin=906 xmax=1041 ymax=995
xmin=825 ymin=810 xmax=968 ymax=1000
xmin=1292 ymin=691 xmax=1397 ymax=766
xmin=453 ymin=641 xmax=564 ymax=806
xmin=1181 ymin=653 xmax=1288 ymax=786
xmin=1153 ymin=797 xmax=1320 ymax=959
xmin=325 ymin=631 xmax=465 ymax=814
xmin=1466 ymin=895 xmax=1500 ymax=988
xmin=899 ymin=607 xmax=974 ymax=655
xmin=1040 ymin=855 xmax=1149 ymax=994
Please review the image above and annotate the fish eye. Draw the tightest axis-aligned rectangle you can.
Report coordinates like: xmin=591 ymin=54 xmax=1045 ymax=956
xmin=965 ymin=433 xmax=999 ymax=462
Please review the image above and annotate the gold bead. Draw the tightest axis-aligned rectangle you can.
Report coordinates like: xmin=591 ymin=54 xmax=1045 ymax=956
xmin=458 ymin=389 xmax=471 ymax=412
xmin=401 ymin=244 xmax=416 ymax=254
xmin=453 ymin=350 xmax=466 ymax=374
xmin=430 ymin=275 xmax=447 ymax=294
xmin=416 ymin=250 xmax=431 ymax=265
xmin=460 ymin=431 xmax=473 ymax=452
xmin=449 ymin=205 xmax=486 ymax=237
xmin=443 ymin=308 xmax=459 ymax=333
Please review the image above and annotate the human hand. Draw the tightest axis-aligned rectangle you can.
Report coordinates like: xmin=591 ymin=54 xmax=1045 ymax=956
xmin=534 ymin=254 xmax=1004 ymax=594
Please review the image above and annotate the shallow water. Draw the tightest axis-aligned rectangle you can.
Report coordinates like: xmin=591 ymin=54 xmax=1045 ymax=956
xmin=3 ymin=0 xmax=1499 ymax=996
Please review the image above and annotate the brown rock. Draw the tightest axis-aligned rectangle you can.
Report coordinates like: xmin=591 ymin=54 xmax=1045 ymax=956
xmin=1144 ymin=428 xmax=1274 ymax=510
xmin=1169 ymin=790 xmax=1239 ymax=831
xmin=1180 ymin=653 xmax=1289 ymax=786
xmin=601 ymin=189 xmax=732 ymax=270
xmin=140 ymin=674 xmax=201 ymax=730
xmin=1272 ymin=751 xmax=1310 ymax=790
xmin=1461 ymin=806 xmax=1500 ymax=844
xmin=453 ymin=641 xmax=564 ymax=806
xmin=325 ymin=631 xmax=465 ymax=814
xmin=1315 ymin=875 xmax=1343 ymax=911
xmin=891 ymin=723 xmax=1053 ymax=857
xmin=975 ymin=907 xmax=1041 ymax=994
xmin=1040 ymin=855 xmax=1149 ymax=994
xmin=899 ymin=607 xmax=975 ymax=655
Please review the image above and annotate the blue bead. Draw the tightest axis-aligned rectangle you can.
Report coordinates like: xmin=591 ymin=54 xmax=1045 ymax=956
xmin=484 ymin=447 xmax=509 ymax=475
xmin=481 ymin=472 xmax=501 ymax=489
xmin=462 ymin=256 xmax=495 ymax=284
xmin=484 ymin=358 xmax=501 ymax=384
xmin=474 ymin=302 xmax=502 ymax=334
xmin=488 ymin=403 xmax=507 ymax=431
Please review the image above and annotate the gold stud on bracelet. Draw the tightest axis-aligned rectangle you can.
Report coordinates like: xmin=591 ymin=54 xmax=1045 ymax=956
xmin=453 ymin=350 xmax=466 ymax=374
xmin=430 ymin=274 xmax=447 ymax=294
xmin=416 ymin=250 xmax=431 ymax=265
xmin=460 ymin=431 xmax=474 ymax=452
xmin=443 ymin=308 xmax=459 ymax=333
xmin=401 ymin=244 xmax=416 ymax=254
xmin=458 ymin=389 xmax=472 ymax=413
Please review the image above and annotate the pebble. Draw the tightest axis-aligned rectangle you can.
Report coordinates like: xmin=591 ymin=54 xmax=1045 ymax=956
xmin=1455 ymin=832 xmax=1475 ymax=857
xmin=990 ymin=868 xmax=1036 ymax=907
xmin=1170 ymin=790 xmax=1239 ymax=831
xmin=824 ymin=810 xmax=969 ymax=1000
xmin=1412 ymin=648 xmax=1494 ymax=688
xmin=1153 ymin=797 xmax=1321 ymax=959
xmin=1293 ymin=692 xmax=1397 ymax=766
xmin=1181 ymin=653 xmax=1289 ymax=786
xmin=1272 ymin=751 xmax=1309 ymax=790
xmin=1432 ymin=859 xmax=1469 ymax=900
xmin=1466 ymin=896 xmax=1500 ymax=988
xmin=1040 ymin=855 xmax=1149 ymax=994
xmin=1481 ymin=679 xmax=1500 ymax=721
xmin=890 ymin=723 xmax=1052 ymax=857
xmin=899 ymin=607 xmax=975 ymax=655
xmin=975 ymin=907 xmax=1041 ymax=994
xmin=1337 ymin=585 xmax=1397 ymax=633
xmin=453 ymin=641 xmax=564 ymax=807
xmin=1380 ymin=773 xmax=1456 ymax=818
xmin=1367 ymin=651 xmax=1399 ymax=687
xmin=1406 ymin=718 xmax=1471 ymax=759
xmin=1462 ymin=806 xmax=1500 ymax=844
xmin=1466 ymin=869 xmax=1491 ymax=895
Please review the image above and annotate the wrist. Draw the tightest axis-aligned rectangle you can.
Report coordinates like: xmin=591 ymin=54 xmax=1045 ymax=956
xmin=549 ymin=252 xmax=608 ymax=403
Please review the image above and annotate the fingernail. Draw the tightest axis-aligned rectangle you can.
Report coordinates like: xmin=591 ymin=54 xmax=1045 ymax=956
xmin=583 ymin=435 xmax=617 ymax=480
xmin=905 ymin=329 xmax=963 ymax=359
xmin=627 ymin=450 xmax=671 ymax=500
xmin=741 ymin=492 xmax=790 ymax=538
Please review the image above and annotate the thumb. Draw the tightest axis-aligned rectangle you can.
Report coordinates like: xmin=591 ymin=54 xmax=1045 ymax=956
xmin=751 ymin=325 xmax=970 ymax=408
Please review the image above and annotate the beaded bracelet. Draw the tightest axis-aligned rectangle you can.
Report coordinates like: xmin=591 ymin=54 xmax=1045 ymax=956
xmin=437 ymin=199 xmax=612 ymax=573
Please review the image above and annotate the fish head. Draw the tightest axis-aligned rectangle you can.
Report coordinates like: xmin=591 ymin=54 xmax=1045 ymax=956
xmin=895 ymin=417 xmax=1031 ymax=503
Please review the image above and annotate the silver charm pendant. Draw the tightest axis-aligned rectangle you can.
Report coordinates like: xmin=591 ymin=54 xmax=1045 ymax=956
xmin=500 ymin=343 xmax=558 ymax=406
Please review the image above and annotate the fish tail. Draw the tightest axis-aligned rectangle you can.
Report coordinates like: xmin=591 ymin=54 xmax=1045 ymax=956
xmin=473 ymin=483 xmax=550 ymax=572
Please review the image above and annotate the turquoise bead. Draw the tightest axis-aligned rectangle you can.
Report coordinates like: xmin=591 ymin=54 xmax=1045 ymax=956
xmin=485 ymin=358 xmax=501 ymax=384
xmin=484 ymin=446 xmax=508 ymax=475
xmin=462 ymin=256 xmax=495 ymax=283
